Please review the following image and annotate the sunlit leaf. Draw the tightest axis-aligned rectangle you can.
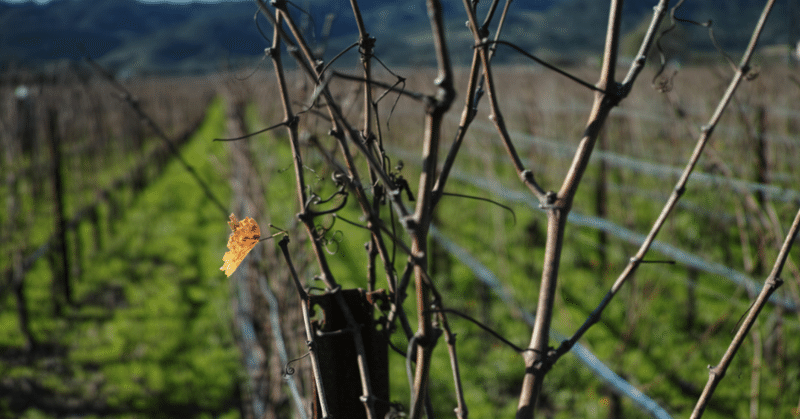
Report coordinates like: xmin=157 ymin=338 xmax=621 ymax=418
xmin=220 ymin=214 xmax=260 ymax=277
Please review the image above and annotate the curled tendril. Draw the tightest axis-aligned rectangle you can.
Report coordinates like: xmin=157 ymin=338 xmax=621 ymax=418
xmin=312 ymin=214 xmax=345 ymax=255
xmin=312 ymin=186 xmax=348 ymax=207
xmin=283 ymin=352 xmax=311 ymax=378
xmin=314 ymin=214 xmax=336 ymax=237
xmin=653 ymin=70 xmax=677 ymax=93
xmin=323 ymin=229 xmax=343 ymax=255
xmin=306 ymin=192 xmax=321 ymax=207
xmin=744 ymin=65 xmax=760 ymax=81
xmin=324 ymin=239 xmax=339 ymax=255
xmin=332 ymin=170 xmax=348 ymax=187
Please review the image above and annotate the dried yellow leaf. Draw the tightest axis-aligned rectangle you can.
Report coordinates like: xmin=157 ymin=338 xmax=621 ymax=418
xmin=220 ymin=214 xmax=260 ymax=277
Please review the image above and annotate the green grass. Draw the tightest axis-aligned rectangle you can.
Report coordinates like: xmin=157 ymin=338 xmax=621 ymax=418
xmin=1 ymin=97 xmax=242 ymax=418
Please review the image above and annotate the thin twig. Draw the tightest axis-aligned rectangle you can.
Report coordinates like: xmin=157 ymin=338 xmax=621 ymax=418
xmin=277 ymin=236 xmax=329 ymax=417
xmin=265 ymin=9 xmax=338 ymax=289
xmin=349 ymin=0 xmax=383 ymax=296
xmin=432 ymin=0 xmax=514 ymax=208
xmin=690 ymin=203 xmax=799 ymax=419
xmin=408 ymin=0 xmax=456 ymax=416
xmin=484 ymin=40 xmax=607 ymax=94
xmin=331 ymin=71 xmax=428 ymax=102
xmin=317 ymin=41 xmax=359 ymax=76
xmin=213 ymin=119 xmax=292 ymax=142
xmin=431 ymin=47 xmax=482 ymax=208
xmin=619 ymin=0 xmax=670 ymax=93
xmin=460 ymin=0 xmax=547 ymax=203
xmin=430 ymin=308 xmax=527 ymax=353
xmin=441 ymin=191 xmax=517 ymax=226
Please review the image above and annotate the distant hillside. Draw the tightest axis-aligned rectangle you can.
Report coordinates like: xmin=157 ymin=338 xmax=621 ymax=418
xmin=1 ymin=0 xmax=797 ymax=74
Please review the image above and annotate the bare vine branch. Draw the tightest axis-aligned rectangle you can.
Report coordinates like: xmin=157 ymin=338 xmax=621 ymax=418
xmin=516 ymin=1 xmax=627 ymax=416
xmin=408 ymin=1 xmax=457 ymax=416
xmin=552 ymin=0 xmax=777 ymax=387
xmin=690 ymin=204 xmax=799 ymax=418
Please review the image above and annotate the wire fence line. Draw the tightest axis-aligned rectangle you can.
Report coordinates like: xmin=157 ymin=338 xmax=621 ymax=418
xmin=520 ymin=104 xmax=800 ymax=146
xmin=226 ymin=93 xmax=310 ymax=419
xmin=233 ymin=253 xmax=308 ymax=419
xmin=460 ymin=118 xmax=800 ymax=204
xmin=385 ymin=143 xmax=797 ymax=311
xmin=428 ymin=224 xmax=675 ymax=419
xmin=449 ymin=171 xmax=798 ymax=311
xmin=256 ymin=271 xmax=308 ymax=419
xmin=233 ymin=260 xmax=265 ymax=419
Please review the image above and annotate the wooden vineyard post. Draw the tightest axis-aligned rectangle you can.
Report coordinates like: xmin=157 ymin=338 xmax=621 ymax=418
xmin=10 ymin=250 xmax=36 ymax=351
xmin=90 ymin=205 xmax=103 ymax=252
xmin=6 ymin=86 xmax=34 ymax=351
xmin=309 ymin=289 xmax=390 ymax=419
xmin=46 ymin=108 xmax=72 ymax=314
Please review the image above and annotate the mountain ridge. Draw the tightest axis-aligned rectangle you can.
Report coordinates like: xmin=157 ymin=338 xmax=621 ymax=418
xmin=1 ymin=0 xmax=797 ymax=75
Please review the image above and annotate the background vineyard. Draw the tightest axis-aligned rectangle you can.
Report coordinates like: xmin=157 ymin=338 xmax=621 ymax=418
xmin=2 ymin=57 xmax=800 ymax=418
